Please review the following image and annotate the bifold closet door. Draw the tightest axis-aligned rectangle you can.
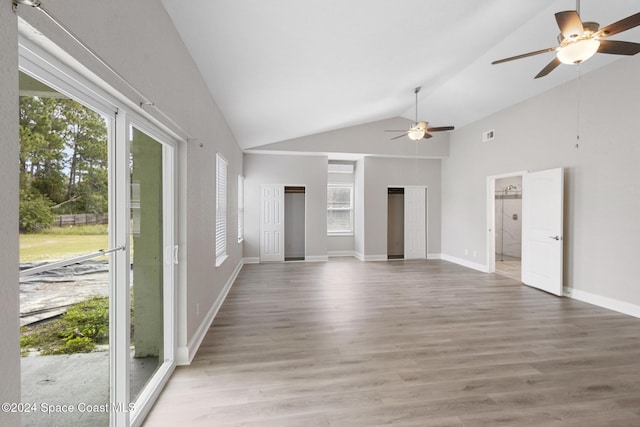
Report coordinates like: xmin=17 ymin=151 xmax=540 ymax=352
xmin=404 ymin=187 xmax=426 ymax=260
xmin=260 ymin=185 xmax=285 ymax=262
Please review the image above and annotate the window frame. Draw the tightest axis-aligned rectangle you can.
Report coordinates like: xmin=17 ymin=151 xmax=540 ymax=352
xmin=327 ymin=182 xmax=354 ymax=236
xmin=237 ymin=174 xmax=244 ymax=243
xmin=215 ymin=153 xmax=228 ymax=265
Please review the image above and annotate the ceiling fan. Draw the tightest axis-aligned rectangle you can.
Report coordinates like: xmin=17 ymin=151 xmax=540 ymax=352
xmin=492 ymin=2 xmax=640 ymax=79
xmin=385 ymin=87 xmax=454 ymax=141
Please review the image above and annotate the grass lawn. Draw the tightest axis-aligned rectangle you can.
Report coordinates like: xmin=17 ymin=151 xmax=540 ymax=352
xmin=20 ymin=225 xmax=109 ymax=263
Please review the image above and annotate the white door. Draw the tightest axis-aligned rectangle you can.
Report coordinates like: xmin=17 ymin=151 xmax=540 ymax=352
xmin=404 ymin=187 xmax=426 ymax=259
xmin=260 ymin=185 xmax=285 ymax=262
xmin=521 ymin=168 xmax=564 ymax=296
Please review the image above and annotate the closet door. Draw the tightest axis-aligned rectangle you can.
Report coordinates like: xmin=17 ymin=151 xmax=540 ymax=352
xmin=404 ymin=187 xmax=426 ymax=259
xmin=522 ymin=168 xmax=564 ymax=296
xmin=260 ymin=185 xmax=285 ymax=262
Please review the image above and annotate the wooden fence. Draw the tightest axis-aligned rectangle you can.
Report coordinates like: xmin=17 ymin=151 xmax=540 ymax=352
xmin=55 ymin=213 xmax=108 ymax=227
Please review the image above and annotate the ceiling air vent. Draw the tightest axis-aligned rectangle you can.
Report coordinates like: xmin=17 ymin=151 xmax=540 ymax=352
xmin=482 ymin=129 xmax=495 ymax=142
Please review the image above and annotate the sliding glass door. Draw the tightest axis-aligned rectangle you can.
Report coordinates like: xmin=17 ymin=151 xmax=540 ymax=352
xmin=19 ymin=41 xmax=176 ymax=426
xmin=128 ymin=125 xmax=175 ymax=423
xmin=18 ymin=71 xmax=113 ymax=427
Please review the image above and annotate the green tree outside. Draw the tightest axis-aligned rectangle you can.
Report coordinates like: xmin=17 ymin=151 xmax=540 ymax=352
xmin=19 ymin=96 xmax=108 ymax=231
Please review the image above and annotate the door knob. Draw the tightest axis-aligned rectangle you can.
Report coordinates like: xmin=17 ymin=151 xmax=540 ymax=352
xmin=549 ymin=235 xmax=562 ymax=241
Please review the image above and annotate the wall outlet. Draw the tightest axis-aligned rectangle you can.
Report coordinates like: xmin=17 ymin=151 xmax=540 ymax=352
xmin=464 ymin=249 xmax=468 ymax=255
xmin=473 ymin=250 xmax=477 ymax=257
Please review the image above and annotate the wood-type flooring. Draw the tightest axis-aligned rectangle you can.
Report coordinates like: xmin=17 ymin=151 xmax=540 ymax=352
xmin=144 ymin=258 xmax=640 ymax=426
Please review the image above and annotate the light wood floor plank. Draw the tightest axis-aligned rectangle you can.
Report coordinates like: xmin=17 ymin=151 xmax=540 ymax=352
xmin=144 ymin=259 xmax=640 ymax=426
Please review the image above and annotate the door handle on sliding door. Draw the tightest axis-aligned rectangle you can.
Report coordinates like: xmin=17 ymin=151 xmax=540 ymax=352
xmin=164 ymin=245 xmax=179 ymax=265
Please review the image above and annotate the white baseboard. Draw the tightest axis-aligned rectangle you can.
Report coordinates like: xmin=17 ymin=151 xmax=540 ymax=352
xmin=176 ymin=258 xmax=245 ymax=365
xmin=305 ymin=255 xmax=329 ymax=262
xmin=328 ymin=251 xmax=356 ymax=258
xmin=440 ymin=254 xmax=488 ymax=273
xmin=245 ymin=255 xmax=330 ymax=263
xmin=364 ymin=254 xmax=388 ymax=261
xmin=565 ymin=288 xmax=640 ymax=319
xmin=353 ymin=251 xmax=383 ymax=261
xmin=349 ymin=253 xmax=442 ymax=262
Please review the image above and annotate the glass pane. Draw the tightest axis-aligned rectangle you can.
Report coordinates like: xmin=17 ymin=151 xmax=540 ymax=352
xmin=328 ymin=209 xmax=352 ymax=232
xmin=328 ymin=186 xmax=351 ymax=209
xmin=19 ymin=71 xmax=111 ymax=426
xmin=129 ymin=126 xmax=164 ymax=402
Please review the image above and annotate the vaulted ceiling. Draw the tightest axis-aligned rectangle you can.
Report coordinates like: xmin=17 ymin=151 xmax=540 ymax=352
xmin=160 ymin=0 xmax=639 ymax=152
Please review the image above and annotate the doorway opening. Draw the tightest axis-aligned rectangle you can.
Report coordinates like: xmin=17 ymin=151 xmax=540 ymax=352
xmin=487 ymin=171 xmax=526 ymax=281
xmin=495 ymin=177 xmax=522 ymax=280
xmin=284 ymin=186 xmax=306 ymax=261
xmin=387 ymin=187 xmax=404 ymax=259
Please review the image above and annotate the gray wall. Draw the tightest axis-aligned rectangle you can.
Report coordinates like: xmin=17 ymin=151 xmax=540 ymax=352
xmin=362 ymin=157 xmax=442 ymax=258
xmin=8 ymin=0 xmax=243 ymax=372
xmin=242 ymin=154 xmax=442 ymax=261
xmin=442 ymin=53 xmax=640 ymax=306
xmin=0 ymin=2 xmax=21 ymax=425
xmin=243 ymin=154 xmax=328 ymax=260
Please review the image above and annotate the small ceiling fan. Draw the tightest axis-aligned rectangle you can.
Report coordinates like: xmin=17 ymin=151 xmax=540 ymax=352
xmin=385 ymin=87 xmax=454 ymax=141
xmin=492 ymin=1 xmax=640 ymax=79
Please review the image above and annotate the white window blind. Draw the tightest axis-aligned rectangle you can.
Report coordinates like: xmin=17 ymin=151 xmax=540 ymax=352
xmin=216 ymin=154 xmax=228 ymax=260
xmin=237 ymin=175 xmax=244 ymax=243
xmin=327 ymin=183 xmax=353 ymax=235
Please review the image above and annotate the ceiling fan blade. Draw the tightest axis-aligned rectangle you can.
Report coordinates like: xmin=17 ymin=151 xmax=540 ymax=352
xmin=597 ymin=40 xmax=640 ymax=56
xmin=555 ymin=10 xmax=584 ymax=39
xmin=390 ymin=133 xmax=407 ymax=140
xmin=423 ymin=133 xmax=433 ymax=139
xmin=492 ymin=47 xmax=558 ymax=65
xmin=534 ymin=57 xmax=562 ymax=79
xmin=427 ymin=126 xmax=455 ymax=132
xmin=597 ymin=12 xmax=640 ymax=38
xmin=384 ymin=130 xmax=410 ymax=132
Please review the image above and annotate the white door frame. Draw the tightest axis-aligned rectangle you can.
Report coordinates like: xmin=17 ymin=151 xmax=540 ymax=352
xmin=486 ymin=171 xmax=527 ymax=273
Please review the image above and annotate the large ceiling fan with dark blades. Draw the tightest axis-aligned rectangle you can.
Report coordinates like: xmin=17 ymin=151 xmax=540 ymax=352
xmin=492 ymin=4 xmax=640 ymax=79
xmin=385 ymin=87 xmax=454 ymax=141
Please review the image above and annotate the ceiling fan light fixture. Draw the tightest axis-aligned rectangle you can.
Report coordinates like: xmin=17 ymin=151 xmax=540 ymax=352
xmin=408 ymin=122 xmax=427 ymax=141
xmin=556 ymin=38 xmax=600 ymax=64
xmin=407 ymin=129 xmax=425 ymax=141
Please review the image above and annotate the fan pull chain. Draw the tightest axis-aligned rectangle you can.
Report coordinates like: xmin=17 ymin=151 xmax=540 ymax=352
xmin=575 ymin=65 xmax=581 ymax=149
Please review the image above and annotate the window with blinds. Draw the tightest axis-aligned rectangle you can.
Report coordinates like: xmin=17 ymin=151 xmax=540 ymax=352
xmin=327 ymin=183 xmax=354 ymax=235
xmin=216 ymin=154 xmax=228 ymax=264
xmin=237 ymin=175 xmax=244 ymax=243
